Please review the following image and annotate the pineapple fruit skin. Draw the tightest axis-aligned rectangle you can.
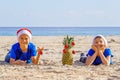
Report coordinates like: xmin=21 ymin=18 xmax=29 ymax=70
xmin=62 ymin=49 xmax=73 ymax=65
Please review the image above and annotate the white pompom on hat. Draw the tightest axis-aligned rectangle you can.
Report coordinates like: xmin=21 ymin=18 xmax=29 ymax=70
xmin=17 ymin=28 xmax=32 ymax=40
xmin=92 ymin=34 xmax=108 ymax=47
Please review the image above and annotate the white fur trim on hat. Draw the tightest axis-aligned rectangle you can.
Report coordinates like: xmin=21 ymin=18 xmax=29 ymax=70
xmin=92 ymin=34 xmax=107 ymax=46
xmin=17 ymin=29 xmax=32 ymax=40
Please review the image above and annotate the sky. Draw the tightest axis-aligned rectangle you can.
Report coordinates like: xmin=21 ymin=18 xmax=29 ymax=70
xmin=0 ymin=0 xmax=120 ymax=27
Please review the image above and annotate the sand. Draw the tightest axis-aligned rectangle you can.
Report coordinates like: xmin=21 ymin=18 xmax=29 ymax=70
xmin=0 ymin=36 xmax=120 ymax=80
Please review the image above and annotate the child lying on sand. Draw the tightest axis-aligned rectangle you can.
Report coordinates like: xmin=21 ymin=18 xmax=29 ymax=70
xmin=5 ymin=28 xmax=43 ymax=65
xmin=80 ymin=35 xmax=113 ymax=65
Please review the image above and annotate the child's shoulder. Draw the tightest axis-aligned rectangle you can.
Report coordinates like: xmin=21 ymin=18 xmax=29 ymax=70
xmin=87 ymin=48 xmax=95 ymax=53
xmin=88 ymin=48 xmax=95 ymax=51
xmin=104 ymin=48 xmax=113 ymax=56
xmin=11 ymin=42 xmax=20 ymax=50
xmin=105 ymin=48 xmax=111 ymax=51
xmin=29 ymin=42 xmax=35 ymax=46
xmin=104 ymin=48 xmax=112 ymax=54
xmin=12 ymin=42 xmax=19 ymax=47
xmin=28 ymin=42 xmax=36 ymax=48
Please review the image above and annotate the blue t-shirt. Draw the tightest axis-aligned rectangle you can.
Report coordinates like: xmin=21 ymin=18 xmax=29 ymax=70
xmin=10 ymin=42 xmax=37 ymax=63
xmin=87 ymin=48 xmax=113 ymax=65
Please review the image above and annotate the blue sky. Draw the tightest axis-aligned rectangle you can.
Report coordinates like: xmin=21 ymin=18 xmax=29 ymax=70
xmin=0 ymin=0 xmax=120 ymax=27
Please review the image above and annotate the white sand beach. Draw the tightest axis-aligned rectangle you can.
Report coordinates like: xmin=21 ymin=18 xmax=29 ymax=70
xmin=0 ymin=36 xmax=120 ymax=80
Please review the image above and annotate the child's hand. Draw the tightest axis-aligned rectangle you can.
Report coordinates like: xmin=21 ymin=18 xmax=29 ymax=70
xmin=91 ymin=45 xmax=97 ymax=51
xmin=96 ymin=45 xmax=105 ymax=51
xmin=37 ymin=47 xmax=44 ymax=55
xmin=20 ymin=60 xmax=27 ymax=65
xmin=16 ymin=60 xmax=27 ymax=65
xmin=101 ymin=45 xmax=106 ymax=50
xmin=99 ymin=45 xmax=106 ymax=53
xmin=97 ymin=45 xmax=106 ymax=56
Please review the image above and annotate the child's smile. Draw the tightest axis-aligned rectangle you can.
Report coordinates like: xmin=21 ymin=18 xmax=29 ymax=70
xmin=19 ymin=34 xmax=30 ymax=45
xmin=94 ymin=38 xmax=105 ymax=48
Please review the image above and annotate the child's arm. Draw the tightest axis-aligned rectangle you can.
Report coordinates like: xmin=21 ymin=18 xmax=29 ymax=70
xmin=32 ymin=47 xmax=44 ymax=64
xmin=10 ymin=58 xmax=26 ymax=65
xmin=85 ymin=51 xmax=98 ymax=65
xmin=85 ymin=45 xmax=98 ymax=65
xmin=98 ymin=49 xmax=110 ymax=65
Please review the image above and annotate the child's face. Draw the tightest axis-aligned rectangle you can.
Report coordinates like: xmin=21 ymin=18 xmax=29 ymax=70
xmin=93 ymin=37 xmax=105 ymax=48
xmin=18 ymin=34 xmax=30 ymax=46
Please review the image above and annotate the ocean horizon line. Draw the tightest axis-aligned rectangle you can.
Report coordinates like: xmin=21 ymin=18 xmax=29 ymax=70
xmin=0 ymin=26 xmax=120 ymax=28
xmin=0 ymin=27 xmax=120 ymax=36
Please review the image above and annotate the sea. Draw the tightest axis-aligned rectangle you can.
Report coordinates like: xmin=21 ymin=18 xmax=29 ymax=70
xmin=0 ymin=27 xmax=120 ymax=36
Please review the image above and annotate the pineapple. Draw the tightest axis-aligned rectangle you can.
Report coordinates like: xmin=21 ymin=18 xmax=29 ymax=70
xmin=62 ymin=35 xmax=76 ymax=65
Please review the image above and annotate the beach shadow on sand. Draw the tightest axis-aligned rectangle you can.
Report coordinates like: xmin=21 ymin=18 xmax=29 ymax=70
xmin=0 ymin=60 xmax=9 ymax=65
xmin=73 ymin=60 xmax=85 ymax=66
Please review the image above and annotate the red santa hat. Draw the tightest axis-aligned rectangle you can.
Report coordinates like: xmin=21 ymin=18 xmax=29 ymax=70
xmin=17 ymin=28 xmax=32 ymax=40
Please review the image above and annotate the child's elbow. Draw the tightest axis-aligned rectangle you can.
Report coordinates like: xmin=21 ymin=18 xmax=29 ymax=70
xmin=106 ymin=62 xmax=110 ymax=65
xmin=103 ymin=61 xmax=110 ymax=66
xmin=85 ymin=62 xmax=91 ymax=66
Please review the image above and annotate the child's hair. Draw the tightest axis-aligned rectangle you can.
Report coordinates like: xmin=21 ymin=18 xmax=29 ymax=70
xmin=94 ymin=36 xmax=102 ymax=40
xmin=92 ymin=35 xmax=108 ymax=46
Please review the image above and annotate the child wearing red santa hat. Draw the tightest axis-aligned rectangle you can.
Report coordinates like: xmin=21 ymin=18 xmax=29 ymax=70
xmin=5 ymin=28 xmax=43 ymax=65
